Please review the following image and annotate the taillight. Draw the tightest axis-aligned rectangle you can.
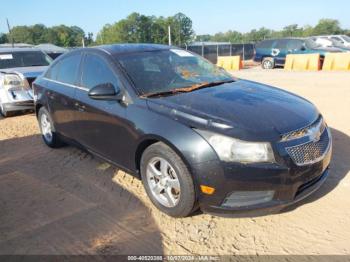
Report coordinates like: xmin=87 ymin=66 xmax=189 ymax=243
xmin=3 ymin=74 xmax=30 ymax=91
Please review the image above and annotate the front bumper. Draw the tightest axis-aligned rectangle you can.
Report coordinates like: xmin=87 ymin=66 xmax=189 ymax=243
xmin=2 ymin=100 xmax=34 ymax=112
xmin=0 ymin=89 xmax=34 ymax=112
xmin=193 ymin=128 xmax=332 ymax=216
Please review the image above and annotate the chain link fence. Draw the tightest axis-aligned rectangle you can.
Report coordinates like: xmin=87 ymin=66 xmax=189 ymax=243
xmin=182 ymin=42 xmax=255 ymax=64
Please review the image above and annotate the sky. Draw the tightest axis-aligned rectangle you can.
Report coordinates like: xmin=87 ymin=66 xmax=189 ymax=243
xmin=1 ymin=0 xmax=349 ymax=37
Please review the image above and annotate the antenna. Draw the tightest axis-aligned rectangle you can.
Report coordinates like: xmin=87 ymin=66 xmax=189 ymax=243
xmin=6 ymin=18 xmax=14 ymax=48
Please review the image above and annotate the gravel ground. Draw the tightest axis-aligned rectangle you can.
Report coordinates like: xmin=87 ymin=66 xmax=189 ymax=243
xmin=0 ymin=68 xmax=349 ymax=255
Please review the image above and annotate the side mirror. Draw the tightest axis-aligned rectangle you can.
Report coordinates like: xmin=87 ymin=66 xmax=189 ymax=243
xmin=88 ymin=83 xmax=123 ymax=101
xmin=300 ymin=45 xmax=306 ymax=51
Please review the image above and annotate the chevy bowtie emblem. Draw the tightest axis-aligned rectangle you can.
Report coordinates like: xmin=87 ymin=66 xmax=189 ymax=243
xmin=308 ymin=125 xmax=322 ymax=142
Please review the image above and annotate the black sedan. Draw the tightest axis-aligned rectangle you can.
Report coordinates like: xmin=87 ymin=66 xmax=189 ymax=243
xmin=33 ymin=44 xmax=332 ymax=217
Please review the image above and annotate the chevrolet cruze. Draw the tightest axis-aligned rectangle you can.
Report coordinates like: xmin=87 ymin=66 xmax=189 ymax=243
xmin=33 ymin=44 xmax=332 ymax=217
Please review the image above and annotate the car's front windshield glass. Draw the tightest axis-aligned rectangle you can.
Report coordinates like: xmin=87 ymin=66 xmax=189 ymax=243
xmin=342 ymin=35 xmax=350 ymax=42
xmin=305 ymin=39 xmax=319 ymax=49
xmin=0 ymin=51 xmax=52 ymax=69
xmin=116 ymin=49 xmax=233 ymax=95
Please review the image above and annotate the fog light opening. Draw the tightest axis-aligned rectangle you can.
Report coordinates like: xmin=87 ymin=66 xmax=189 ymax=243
xmin=222 ymin=190 xmax=275 ymax=208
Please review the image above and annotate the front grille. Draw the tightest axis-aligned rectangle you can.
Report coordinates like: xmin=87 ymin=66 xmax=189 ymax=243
xmin=286 ymin=129 xmax=330 ymax=166
xmin=282 ymin=117 xmax=325 ymax=141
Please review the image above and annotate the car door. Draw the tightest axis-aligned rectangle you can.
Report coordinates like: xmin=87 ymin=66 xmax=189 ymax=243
xmin=74 ymin=52 xmax=131 ymax=166
xmin=287 ymin=39 xmax=305 ymax=55
xmin=45 ymin=52 xmax=82 ymax=139
xmin=273 ymin=39 xmax=288 ymax=65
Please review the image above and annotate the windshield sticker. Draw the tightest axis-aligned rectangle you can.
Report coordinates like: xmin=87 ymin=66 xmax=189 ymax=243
xmin=0 ymin=54 xmax=13 ymax=60
xmin=170 ymin=49 xmax=194 ymax=57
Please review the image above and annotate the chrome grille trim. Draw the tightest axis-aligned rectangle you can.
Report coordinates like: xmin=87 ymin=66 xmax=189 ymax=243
xmin=286 ymin=128 xmax=331 ymax=166
xmin=281 ymin=117 xmax=325 ymax=142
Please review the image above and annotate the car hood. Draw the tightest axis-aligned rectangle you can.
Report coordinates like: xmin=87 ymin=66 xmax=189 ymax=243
xmin=0 ymin=66 xmax=47 ymax=79
xmin=147 ymin=79 xmax=319 ymax=141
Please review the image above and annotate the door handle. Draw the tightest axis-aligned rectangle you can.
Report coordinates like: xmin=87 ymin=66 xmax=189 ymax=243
xmin=75 ymin=102 xmax=86 ymax=112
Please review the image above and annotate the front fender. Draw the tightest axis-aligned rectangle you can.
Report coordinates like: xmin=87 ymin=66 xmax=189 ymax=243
xmin=126 ymin=102 xmax=219 ymax=172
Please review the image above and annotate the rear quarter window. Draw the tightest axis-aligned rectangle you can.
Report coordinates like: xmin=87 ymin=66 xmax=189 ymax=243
xmin=45 ymin=61 xmax=61 ymax=80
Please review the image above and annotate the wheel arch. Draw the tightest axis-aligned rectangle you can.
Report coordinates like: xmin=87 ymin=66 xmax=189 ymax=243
xmin=35 ymin=103 xmax=43 ymax=117
xmin=134 ymin=134 xmax=196 ymax=183
xmin=134 ymin=134 xmax=201 ymax=210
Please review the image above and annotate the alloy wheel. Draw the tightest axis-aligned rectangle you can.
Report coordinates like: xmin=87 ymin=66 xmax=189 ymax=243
xmin=263 ymin=60 xmax=273 ymax=69
xmin=40 ymin=113 xmax=53 ymax=143
xmin=146 ymin=157 xmax=181 ymax=207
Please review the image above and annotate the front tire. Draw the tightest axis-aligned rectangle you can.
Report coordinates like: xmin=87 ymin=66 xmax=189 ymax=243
xmin=38 ymin=107 xmax=64 ymax=148
xmin=261 ymin=57 xmax=275 ymax=69
xmin=140 ymin=142 xmax=196 ymax=217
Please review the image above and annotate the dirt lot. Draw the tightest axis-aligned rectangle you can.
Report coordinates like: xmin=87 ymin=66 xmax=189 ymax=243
xmin=0 ymin=68 xmax=349 ymax=255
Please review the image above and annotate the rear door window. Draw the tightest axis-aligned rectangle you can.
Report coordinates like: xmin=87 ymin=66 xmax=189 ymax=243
xmin=287 ymin=40 xmax=303 ymax=50
xmin=56 ymin=54 xmax=81 ymax=85
xmin=275 ymin=39 xmax=288 ymax=50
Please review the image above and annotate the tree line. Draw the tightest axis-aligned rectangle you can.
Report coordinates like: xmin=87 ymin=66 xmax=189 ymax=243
xmin=0 ymin=24 xmax=93 ymax=47
xmin=0 ymin=15 xmax=349 ymax=47
xmin=197 ymin=19 xmax=350 ymax=43
xmin=96 ymin=12 xmax=194 ymax=46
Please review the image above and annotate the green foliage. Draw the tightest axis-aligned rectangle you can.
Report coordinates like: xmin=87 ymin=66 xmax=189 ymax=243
xmin=0 ymin=33 xmax=8 ymax=44
xmin=196 ymin=19 xmax=348 ymax=43
xmin=1 ymin=17 xmax=348 ymax=47
xmin=3 ymin=24 xmax=87 ymax=47
xmin=312 ymin=19 xmax=342 ymax=35
xmin=96 ymin=12 xmax=194 ymax=45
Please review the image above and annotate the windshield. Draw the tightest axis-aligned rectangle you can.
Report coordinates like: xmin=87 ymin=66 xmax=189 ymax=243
xmin=342 ymin=35 xmax=350 ymax=42
xmin=117 ymin=49 xmax=233 ymax=95
xmin=0 ymin=51 xmax=52 ymax=69
xmin=305 ymin=38 xmax=319 ymax=49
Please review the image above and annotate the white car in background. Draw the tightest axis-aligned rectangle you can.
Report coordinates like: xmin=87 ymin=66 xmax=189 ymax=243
xmin=311 ymin=36 xmax=350 ymax=52
xmin=0 ymin=48 xmax=51 ymax=117
xmin=318 ymin=35 xmax=350 ymax=47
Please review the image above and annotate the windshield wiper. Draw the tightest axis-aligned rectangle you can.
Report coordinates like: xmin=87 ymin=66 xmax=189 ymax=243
xmin=141 ymin=89 xmax=189 ymax=98
xmin=175 ymin=79 xmax=235 ymax=93
xmin=142 ymin=79 xmax=235 ymax=98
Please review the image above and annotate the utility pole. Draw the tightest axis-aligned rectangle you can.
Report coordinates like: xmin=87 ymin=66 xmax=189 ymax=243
xmin=6 ymin=18 xmax=14 ymax=48
xmin=168 ymin=26 xmax=172 ymax=46
xmin=82 ymin=37 xmax=85 ymax=48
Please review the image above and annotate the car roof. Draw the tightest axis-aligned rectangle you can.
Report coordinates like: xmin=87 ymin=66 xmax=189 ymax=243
xmin=94 ymin=44 xmax=173 ymax=55
xmin=0 ymin=47 xmax=42 ymax=53
xmin=261 ymin=37 xmax=306 ymax=41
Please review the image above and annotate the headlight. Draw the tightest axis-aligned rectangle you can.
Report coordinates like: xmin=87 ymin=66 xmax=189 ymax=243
xmin=196 ymin=129 xmax=275 ymax=163
xmin=3 ymin=74 xmax=29 ymax=91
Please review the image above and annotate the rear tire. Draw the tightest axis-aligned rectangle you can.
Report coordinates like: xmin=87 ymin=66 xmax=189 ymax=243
xmin=38 ymin=107 xmax=64 ymax=148
xmin=261 ymin=57 xmax=275 ymax=69
xmin=140 ymin=142 xmax=196 ymax=217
